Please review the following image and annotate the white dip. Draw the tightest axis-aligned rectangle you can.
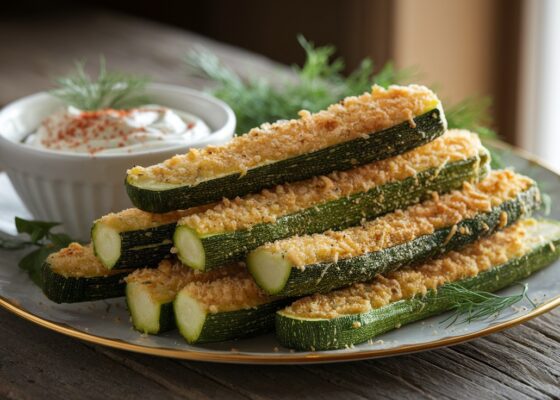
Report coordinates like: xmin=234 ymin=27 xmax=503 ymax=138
xmin=27 ymin=105 xmax=211 ymax=154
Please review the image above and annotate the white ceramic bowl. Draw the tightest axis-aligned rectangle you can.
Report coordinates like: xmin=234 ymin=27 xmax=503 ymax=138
xmin=0 ymin=83 xmax=235 ymax=240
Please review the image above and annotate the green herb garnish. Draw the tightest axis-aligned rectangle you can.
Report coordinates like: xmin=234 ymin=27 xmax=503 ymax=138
xmin=0 ymin=217 xmax=74 ymax=287
xmin=440 ymin=282 xmax=535 ymax=327
xmin=186 ymin=35 xmax=495 ymax=137
xmin=446 ymin=96 xmax=497 ymax=139
xmin=186 ymin=36 xmax=413 ymax=134
xmin=51 ymin=58 xmax=150 ymax=110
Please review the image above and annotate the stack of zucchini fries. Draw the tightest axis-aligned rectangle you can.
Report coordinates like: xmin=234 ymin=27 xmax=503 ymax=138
xmin=42 ymin=84 xmax=560 ymax=351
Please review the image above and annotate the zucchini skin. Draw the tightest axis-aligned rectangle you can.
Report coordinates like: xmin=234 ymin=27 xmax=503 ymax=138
xmin=126 ymin=298 xmax=175 ymax=334
xmin=180 ymin=152 xmax=489 ymax=271
xmin=178 ymin=300 xmax=291 ymax=344
xmin=41 ymin=263 xmax=129 ymax=304
xmin=156 ymin=303 xmax=175 ymax=333
xmin=94 ymin=222 xmax=175 ymax=270
xmin=265 ymin=185 xmax=540 ymax=297
xmin=127 ymin=109 xmax=446 ymax=213
xmin=276 ymin=230 xmax=560 ymax=350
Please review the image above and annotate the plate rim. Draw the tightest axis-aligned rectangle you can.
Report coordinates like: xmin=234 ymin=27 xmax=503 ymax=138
xmin=2 ymin=139 xmax=560 ymax=364
xmin=1 ymin=293 xmax=559 ymax=364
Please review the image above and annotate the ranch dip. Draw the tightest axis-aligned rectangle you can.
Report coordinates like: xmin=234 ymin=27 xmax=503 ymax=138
xmin=26 ymin=105 xmax=211 ymax=155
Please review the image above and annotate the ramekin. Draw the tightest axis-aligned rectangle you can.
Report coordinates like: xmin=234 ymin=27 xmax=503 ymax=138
xmin=0 ymin=83 xmax=236 ymax=240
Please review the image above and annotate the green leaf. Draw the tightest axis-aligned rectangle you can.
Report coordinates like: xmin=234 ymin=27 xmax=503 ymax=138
xmin=2 ymin=216 xmax=77 ymax=287
xmin=49 ymin=233 xmax=73 ymax=248
xmin=18 ymin=246 xmax=60 ymax=288
xmin=15 ymin=217 xmax=60 ymax=244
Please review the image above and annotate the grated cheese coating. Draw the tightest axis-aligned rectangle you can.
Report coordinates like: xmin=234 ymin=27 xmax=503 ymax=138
xmin=282 ymin=220 xmax=533 ymax=319
xmin=260 ymin=170 xmax=534 ymax=267
xmin=95 ymin=207 xmax=209 ymax=232
xmin=180 ymin=273 xmax=276 ymax=313
xmin=179 ymin=130 xmax=483 ymax=234
xmin=125 ymin=260 xmax=244 ymax=303
xmin=128 ymin=85 xmax=441 ymax=186
xmin=47 ymin=242 xmax=125 ymax=277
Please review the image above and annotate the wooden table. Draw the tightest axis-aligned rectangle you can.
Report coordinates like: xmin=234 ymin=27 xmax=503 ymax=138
xmin=0 ymin=12 xmax=559 ymax=400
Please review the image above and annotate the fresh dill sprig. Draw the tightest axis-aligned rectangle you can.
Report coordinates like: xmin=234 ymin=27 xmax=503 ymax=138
xmin=446 ymin=96 xmax=497 ymax=140
xmin=185 ymin=35 xmax=494 ymax=137
xmin=445 ymin=97 xmax=503 ymax=168
xmin=185 ymin=35 xmax=414 ymax=134
xmin=440 ymin=282 xmax=535 ymax=328
xmin=51 ymin=58 xmax=150 ymax=110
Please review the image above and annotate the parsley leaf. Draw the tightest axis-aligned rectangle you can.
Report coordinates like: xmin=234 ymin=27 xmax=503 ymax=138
xmin=19 ymin=246 xmax=58 ymax=287
xmin=15 ymin=217 xmax=60 ymax=244
xmin=1 ymin=217 xmax=75 ymax=288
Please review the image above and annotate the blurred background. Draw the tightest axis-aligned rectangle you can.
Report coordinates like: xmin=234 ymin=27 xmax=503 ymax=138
xmin=1 ymin=0 xmax=559 ymax=167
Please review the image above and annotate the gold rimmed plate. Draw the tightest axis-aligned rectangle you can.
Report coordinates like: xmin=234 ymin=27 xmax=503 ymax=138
xmin=0 ymin=140 xmax=559 ymax=364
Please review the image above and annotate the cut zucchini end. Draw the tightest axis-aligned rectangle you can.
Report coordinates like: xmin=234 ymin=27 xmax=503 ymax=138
xmin=275 ymin=311 xmax=334 ymax=351
xmin=126 ymin=175 xmax=182 ymax=191
xmin=173 ymin=226 xmax=206 ymax=271
xmin=125 ymin=176 xmax=186 ymax=212
xmin=174 ymin=291 xmax=207 ymax=344
xmin=526 ymin=218 xmax=560 ymax=244
xmin=433 ymin=101 xmax=447 ymax=130
xmin=126 ymin=283 xmax=162 ymax=334
xmin=92 ymin=222 xmax=122 ymax=270
xmin=247 ymin=248 xmax=293 ymax=295
xmin=275 ymin=219 xmax=560 ymax=351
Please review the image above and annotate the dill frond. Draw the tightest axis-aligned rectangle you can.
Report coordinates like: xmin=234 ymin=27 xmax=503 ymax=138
xmin=185 ymin=35 xmax=493 ymax=137
xmin=440 ymin=282 xmax=535 ymax=328
xmin=446 ymin=96 xmax=497 ymax=139
xmin=185 ymin=36 xmax=415 ymax=134
xmin=51 ymin=58 xmax=150 ymax=110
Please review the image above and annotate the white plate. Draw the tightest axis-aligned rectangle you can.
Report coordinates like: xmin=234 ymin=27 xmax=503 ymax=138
xmin=1 ymin=141 xmax=559 ymax=364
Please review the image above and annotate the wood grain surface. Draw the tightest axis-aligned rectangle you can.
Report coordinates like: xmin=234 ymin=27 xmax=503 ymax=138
xmin=0 ymin=11 xmax=558 ymax=400
xmin=1 ymin=307 xmax=558 ymax=400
